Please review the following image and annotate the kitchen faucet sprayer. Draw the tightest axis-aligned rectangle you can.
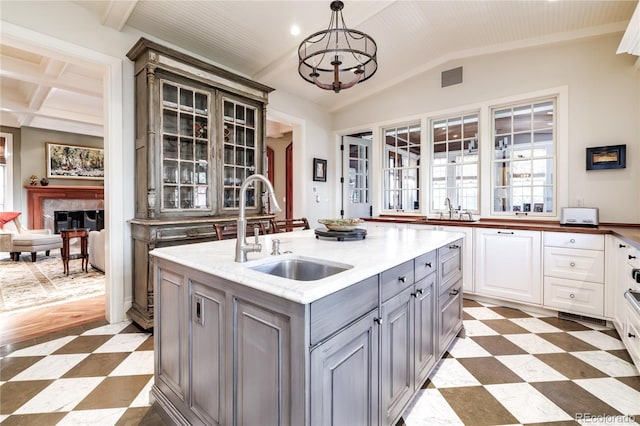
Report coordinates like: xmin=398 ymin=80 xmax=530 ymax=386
xmin=235 ymin=174 xmax=281 ymax=262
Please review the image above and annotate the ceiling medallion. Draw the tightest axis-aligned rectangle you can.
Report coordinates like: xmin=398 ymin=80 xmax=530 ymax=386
xmin=298 ymin=0 xmax=378 ymax=93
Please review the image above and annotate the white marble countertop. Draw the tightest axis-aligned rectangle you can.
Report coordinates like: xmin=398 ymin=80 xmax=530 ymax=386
xmin=150 ymin=224 xmax=464 ymax=304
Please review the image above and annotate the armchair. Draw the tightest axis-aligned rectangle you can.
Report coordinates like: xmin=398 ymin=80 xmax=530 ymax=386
xmin=0 ymin=212 xmax=63 ymax=262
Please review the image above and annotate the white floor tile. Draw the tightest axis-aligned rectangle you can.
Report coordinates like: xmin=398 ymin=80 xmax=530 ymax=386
xmin=572 ymin=351 xmax=639 ymax=377
xmin=57 ymin=408 xmax=127 ymax=425
xmin=485 ymin=382 xmax=573 ymax=424
xmin=14 ymin=377 xmax=104 ymax=414
xmin=109 ymin=351 xmax=154 ymax=376
xmin=130 ymin=376 xmax=154 ymax=408
xmin=446 ymin=336 xmax=492 ymax=358
xmin=403 ymin=388 xmax=464 ymax=425
xmin=462 ymin=320 xmax=499 ymax=336
xmin=463 ymin=307 xmax=505 ymax=320
xmin=93 ymin=333 xmax=150 ymax=353
xmin=575 ymin=377 xmax=640 ymax=416
xmin=568 ymin=330 xmax=626 ymax=350
xmin=504 ymin=333 xmax=565 ymax=354
xmin=6 ymin=336 xmax=77 ymax=357
xmin=495 ymin=354 xmax=568 ymax=382
xmin=81 ymin=321 xmax=132 ymax=336
xmin=428 ymin=358 xmax=481 ymax=388
xmin=10 ymin=354 xmax=89 ymax=381
xmin=509 ymin=317 xmax=563 ymax=334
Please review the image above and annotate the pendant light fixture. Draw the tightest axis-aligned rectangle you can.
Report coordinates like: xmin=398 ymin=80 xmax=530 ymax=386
xmin=298 ymin=1 xmax=378 ymax=93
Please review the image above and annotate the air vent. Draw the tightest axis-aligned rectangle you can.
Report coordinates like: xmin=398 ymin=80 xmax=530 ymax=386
xmin=441 ymin=66 xmax=463 ymax=88
xmin=558 ymin=311 xmax=607 ymax=327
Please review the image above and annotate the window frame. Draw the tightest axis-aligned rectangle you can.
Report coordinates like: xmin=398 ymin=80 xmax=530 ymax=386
xmin=0 ymin=132 xmax=13 ymax=212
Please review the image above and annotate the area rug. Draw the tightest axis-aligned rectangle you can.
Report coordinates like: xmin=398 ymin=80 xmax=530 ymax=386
xmin=0 ymin=253 xmax=105 ymax=314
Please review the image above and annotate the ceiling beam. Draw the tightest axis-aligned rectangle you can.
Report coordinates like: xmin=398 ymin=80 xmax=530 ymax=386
xmin=1 ymin=98 xmax=102 ymax=125
xmin=101 ymin=0 xmax=138 ymax=31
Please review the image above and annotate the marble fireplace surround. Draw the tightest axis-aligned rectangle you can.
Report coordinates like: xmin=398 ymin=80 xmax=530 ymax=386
xmin=24 ymin=185 xmax=104 ymax=232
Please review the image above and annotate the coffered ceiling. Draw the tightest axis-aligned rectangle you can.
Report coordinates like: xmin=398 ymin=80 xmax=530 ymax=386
xmin=0 ymin=0 xmax=637 ymax=138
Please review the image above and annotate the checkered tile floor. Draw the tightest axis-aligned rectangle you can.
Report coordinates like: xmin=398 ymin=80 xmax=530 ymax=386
xmin=1 ymin=299 xmax=639 ymax=425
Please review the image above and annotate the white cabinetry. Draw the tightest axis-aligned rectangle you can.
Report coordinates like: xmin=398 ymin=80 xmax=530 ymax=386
xmin=474 ymin=228 xmax=541 ymax=304
xmin=543 ymin=232 xmax=605 ymax=317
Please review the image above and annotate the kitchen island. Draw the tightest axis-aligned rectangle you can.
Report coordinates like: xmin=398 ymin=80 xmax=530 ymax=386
xmin=149 ymin=225 xmax=464 ymax=426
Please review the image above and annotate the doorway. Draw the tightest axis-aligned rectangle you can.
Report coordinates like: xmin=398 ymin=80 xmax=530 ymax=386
xmin=342 ymin=133 xmax=372 ymax=218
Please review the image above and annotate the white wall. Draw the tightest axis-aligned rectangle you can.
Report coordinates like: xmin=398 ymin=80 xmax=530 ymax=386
xmin=332 ymin=34 xmax=640 ymax=223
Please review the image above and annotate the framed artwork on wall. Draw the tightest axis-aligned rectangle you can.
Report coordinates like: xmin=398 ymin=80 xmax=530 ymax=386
xmin=46 ymin=142 xmax=105 ymax=180
xmin=313 ymin=158 xmax=327 ymax=182
xmin=586 ymin=144 xmax=626 ymax=170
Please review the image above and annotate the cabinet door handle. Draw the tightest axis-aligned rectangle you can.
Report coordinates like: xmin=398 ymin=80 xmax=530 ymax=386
xmin=425 ymin=262 xmax=432 ymax=268
xmin=449 ymin=244 xmax=460 ymax=249
xmin=629 ymin=332 xmax=637 ymax=339
xmin=569 ymin=293 xmax=575 ymax=299
xmin=449 ymin=289 xmax=460 ymax=296
xmin=497 ymin=231 xmax=514 ymax=235
xmin=569 ymin=238 xmax=576 ymax=244
xmin=374 ymin=317 xmax=383 ymax=325
xmin=630 ymin=255 xmax=637 ymax=260
xmin=411 ymin=288 xmax=424 ymax=297
xmin=398 ymin=276 xmax=406 ymax=283
xmin=619 ymin=244 xmax=627 ymax=248
xmin=570 ymin=262 xmax=576 ymax=267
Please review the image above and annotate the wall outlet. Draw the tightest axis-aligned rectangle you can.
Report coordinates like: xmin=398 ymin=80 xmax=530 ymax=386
xmin=577 ymin=198 xmax=584 ymax=207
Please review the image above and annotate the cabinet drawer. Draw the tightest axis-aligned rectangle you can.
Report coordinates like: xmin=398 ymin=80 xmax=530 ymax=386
xmin=544 ymin=232 xmax=604 ymax=251
xmin=439 ymin=240 xmax=462 ymax=295
xmin=543 ymin=276 xmax=604 ymax=317
xmin=544 ymin=247 xmax=604 ymax=283
xmin=414 ymin=251 xmax=437 ymax=282
xmin=310 ymin=275 xmax=378 ymax=346
xmin=155 ymin=225 xmax=218 ymax=242
xmin=381 ymin=260 xmax=415 ymax=302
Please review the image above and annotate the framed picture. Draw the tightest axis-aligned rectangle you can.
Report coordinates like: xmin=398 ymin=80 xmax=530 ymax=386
xmin=46 ymin=142 xmax=105 ymax=180
xmin=586 ymin=144 xmax=626 ymax=170
xmin=313 ymin=158 xmax=327 ymax=182
xmin=533 ymin=203 xmax=544 ymax=212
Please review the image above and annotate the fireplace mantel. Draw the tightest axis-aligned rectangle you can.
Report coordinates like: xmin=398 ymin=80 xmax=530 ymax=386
xmin=25 ymin=185 xmax=104 ymax=229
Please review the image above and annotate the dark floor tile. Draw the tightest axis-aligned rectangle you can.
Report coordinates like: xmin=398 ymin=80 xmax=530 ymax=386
xmin=136 ymin=335 xmax=154 ymax=351
xmin=463 ymin=298 xmax=483 ymax=308
xmin=535 ymin=353 xmax=607 ymax=379
xmin=116 ymin=406 xmax=156 ymax=426
xmin=482 ymin=319 xmax=530 ymax=335
xmin=531 ymin=381 xmax=621 ymax=419
xmin=0 ymin=380 xmax=53 ymax=414
xmin=0 ymin=412 xmax=67 ymax=425
xmin=138 ymin=404 xmax=170 ymax=426
xmin=74 ymin=374 xmax=153 ymax=410
xmin=0 ymin=339 xmax=39 ymax=357
xmin=53 ymin=335 xmax=113 ymax=354
xmin=463 ymin=311 xmax=475 ymax=320
xmin=62 ymin=352 xmax=130 ymax=378
xmin=537 ymin=332 xmax=598 ymax=352
xmin=524 ymin=421 xmax=579 ymax=426
xmin=616 ymin=375 xmax=640 ymax=392
xmin=458 ymin=357 xmax=524 ymax=384
xmin=32 ymin=325 xmax=86 ymax=345
xmin=471 ymin=335 xmax=528 ymax=356
xmin=119 ymin=323 xmax=147 ymax=334
xmin=607 ymin=349 xmax=634 ymax=364
xmin=394 ymin=416 xmax=406 ymax=426
xmin=538 ymin=317 xmax=591 ymax=332
xmin=0 ymin=356 xmax=44 ymax=381
xmin=599 ymin=328 xmax=621 ymax=340
xmin=489 ymin=306 xmax=532 ymax=319
xmin=439 ymin=386 xmax=519 ymax=426
xmin=79 ymin=319 xmax=109 ymax=332
xmin=420 ymin=377 xmax=435 ymax=389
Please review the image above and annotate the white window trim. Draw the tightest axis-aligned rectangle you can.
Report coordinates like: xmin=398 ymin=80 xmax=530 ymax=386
xmin=1 ymin=132 xmax=14 ymax=211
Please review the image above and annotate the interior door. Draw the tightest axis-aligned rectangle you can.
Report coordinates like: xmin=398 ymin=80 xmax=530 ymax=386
xmin=342 ymin=135 xmax=372 ymax=219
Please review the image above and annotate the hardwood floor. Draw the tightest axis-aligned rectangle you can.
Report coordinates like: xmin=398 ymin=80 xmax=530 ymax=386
xmin=0 ymin=295 xmax=106 ymax=349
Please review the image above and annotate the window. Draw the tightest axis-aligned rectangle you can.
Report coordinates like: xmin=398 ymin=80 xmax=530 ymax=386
xmin=431 ymin=113 xmax=479 ymax=213
xmin=492 ymin=99 xmax=555 ymax=215
xmin=0 ymin=133 xmax=12 ymax=211
xmin=382 ymin=124 xmax=420 ymax=212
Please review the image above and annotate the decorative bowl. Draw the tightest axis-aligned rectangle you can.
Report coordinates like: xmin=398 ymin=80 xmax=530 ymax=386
xmin=318 ymin=218 xmax=364 ymax=232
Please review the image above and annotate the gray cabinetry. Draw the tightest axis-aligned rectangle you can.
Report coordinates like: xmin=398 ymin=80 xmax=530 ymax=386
xmin=438 ymin=240 xmax=463 ymax=356
xmin=126 ymin=38 xmax=274 ymax=330
xmin=310 ymin=309 xmax=380 ymax=426
xmin=414 ymin=273 xmax=437 ymax=386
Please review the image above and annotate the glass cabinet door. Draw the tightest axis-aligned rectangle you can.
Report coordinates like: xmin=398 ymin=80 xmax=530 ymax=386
xmin=161 ymin=81 xmax=210 ymax=211
xmin=222 ymin=98 xmax=258 ymax=210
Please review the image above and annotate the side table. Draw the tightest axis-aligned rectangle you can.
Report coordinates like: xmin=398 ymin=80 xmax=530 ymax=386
xmin=60 ymin=228 xmax=89 ymax=275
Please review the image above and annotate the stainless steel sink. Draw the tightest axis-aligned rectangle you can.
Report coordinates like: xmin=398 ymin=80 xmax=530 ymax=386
xmin=248 ymin=256 xmax=352 ymax=281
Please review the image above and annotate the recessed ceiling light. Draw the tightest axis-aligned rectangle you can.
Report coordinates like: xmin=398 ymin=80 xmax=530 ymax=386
xmin=290 ymin=25 xmax=300 ymax=36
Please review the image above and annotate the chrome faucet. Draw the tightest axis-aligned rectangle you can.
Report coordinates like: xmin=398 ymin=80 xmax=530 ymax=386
xmin=444 ymin=197 xmax=454 ymax=219
xmin=235 ymin=174 xmax=281 ymax=262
